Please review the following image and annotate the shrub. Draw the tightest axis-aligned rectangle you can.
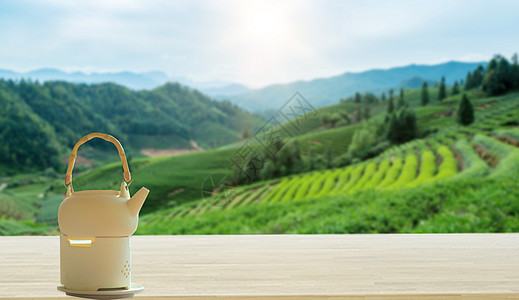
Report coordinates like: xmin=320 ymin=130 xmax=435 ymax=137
xmin=407 ymin=150 xmax=436 ymax=187
xmin=453 ymin=140 xmax=489 ymax=179
xmin=363 ymin=159 xmax=391 ymax=189
xmin=386 ymin=154 xmax=418 ymax=189
xmin=433 ymin=146 xmax=458 ymax=181
xmin=350 ymin=162 xmax=377 ymax=192
xmin=339 ymin=164 xmax=365 ymax=193
xmin=377 ymin=157 xmax=403 ymax=189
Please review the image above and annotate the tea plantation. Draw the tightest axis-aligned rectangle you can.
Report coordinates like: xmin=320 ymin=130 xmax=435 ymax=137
xmin=135 ymin=92 xmax=519 ymax=234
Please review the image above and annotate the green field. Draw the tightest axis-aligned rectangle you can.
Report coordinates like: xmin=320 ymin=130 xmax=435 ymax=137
xmin=2 ymin=88 xmax=519 ymax=235
xmin=133 ymin=91 xmax=519 ymax=234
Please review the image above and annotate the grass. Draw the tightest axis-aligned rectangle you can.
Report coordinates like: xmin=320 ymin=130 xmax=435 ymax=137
xmin=317 ymin=169 xmax=343 ymax=197
xmin=377 ymin=157 xmax=403 ymax=189
xmin=349 ymin=162 xmax=377 ymax=192
xmin=68 ymin=147 xmax=236 ymax=213
xmin=454 ymin=140 xmax=490 ymax=179
xmin=432 ymin=146 xmax=458 ymax=181
xmin=473 ymin=134 xmax=519 ymax=178
xmin=137 ymin=175 xmax=519 ymax=234
xmin=407 ymin=150 xmax=436 ymax=187
xmin=5 ymin=88 xmax=519 ymax=235
xmin=339 ymin=164 xmax=365 ymax=193
xmin=363 ymin=159 xmax=391 ymax=189
xmin=386 ymin=154 xmax=418 ymax=189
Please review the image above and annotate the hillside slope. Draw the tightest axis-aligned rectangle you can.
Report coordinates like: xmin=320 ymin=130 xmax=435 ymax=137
xmin=137 ymin=92 xmax=519 ymax=234
xmin=0 ymin=79 xmax=262 ymax=174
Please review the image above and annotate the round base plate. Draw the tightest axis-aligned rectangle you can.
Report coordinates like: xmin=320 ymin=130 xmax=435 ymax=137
xmin=57 ymin=283 xmax=143 ymax=299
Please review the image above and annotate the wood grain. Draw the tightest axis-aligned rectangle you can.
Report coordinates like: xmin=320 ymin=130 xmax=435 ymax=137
xmin=1 ymin=234 xmax=519 ymax=299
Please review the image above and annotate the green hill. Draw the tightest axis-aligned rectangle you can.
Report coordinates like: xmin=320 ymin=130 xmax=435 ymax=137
xmin=44 ymin=89 xmax=515 ymax=217
xmin=3 ymin=89 xmax=519 ymax=234
xmin=0 ymin=79 xmax=262 ymax=175
xmin=2 ymin=54 xmax=518 ymax=235
xmin=135 ymin=92 xmax=519 ymax=234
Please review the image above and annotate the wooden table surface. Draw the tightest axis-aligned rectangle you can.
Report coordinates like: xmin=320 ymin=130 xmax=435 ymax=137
xmin=1 ymin=234 xmax=519 ymax=299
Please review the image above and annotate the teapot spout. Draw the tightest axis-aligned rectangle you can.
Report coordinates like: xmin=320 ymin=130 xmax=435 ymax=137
xmin=127 ymin=187 xmax=149 ymax=216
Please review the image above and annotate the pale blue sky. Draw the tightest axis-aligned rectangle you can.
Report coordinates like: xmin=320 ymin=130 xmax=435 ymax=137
xmin=0 ymin=0 xmax=518 ymax=87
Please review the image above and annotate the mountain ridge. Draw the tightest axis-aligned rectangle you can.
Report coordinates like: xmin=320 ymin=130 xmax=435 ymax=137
xmin=227 ymin=61 xmax=487 ymax=111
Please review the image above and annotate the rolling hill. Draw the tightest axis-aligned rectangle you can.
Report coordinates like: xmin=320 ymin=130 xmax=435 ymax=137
xmin=135 ymin=92 xmax=519 ymax=234
xmin=3 ymin=54 xmax=518 ymax=236
xmin=3 ymin=86 xmax=519 ymax=235
xmin=0 ymin=79 xmax=262 ymax=175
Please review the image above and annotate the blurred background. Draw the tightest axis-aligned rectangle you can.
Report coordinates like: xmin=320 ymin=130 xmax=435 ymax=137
xmin=1 ymin=0 xmax=519 ymax=235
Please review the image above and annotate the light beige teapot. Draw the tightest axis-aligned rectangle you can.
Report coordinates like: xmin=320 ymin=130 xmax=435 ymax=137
xmin=57 ymin=132 xmax=148 ymax=297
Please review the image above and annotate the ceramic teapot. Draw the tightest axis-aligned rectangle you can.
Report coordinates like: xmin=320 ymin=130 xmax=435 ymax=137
xmin=57 ymin=132 xmax=148 ymax=296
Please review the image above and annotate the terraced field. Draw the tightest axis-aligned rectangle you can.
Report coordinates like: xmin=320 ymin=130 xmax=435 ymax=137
xmin=155 ymin=131 xmax=517 ymax=221
xmin=4 ymin=90 xmax=519 ymax=235
xmin=138 ymin=92 xmax=519 ymax=227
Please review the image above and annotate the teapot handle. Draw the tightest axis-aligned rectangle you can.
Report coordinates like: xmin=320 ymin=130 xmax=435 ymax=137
xmin=65 ymin=133 xmax=131 ymax=188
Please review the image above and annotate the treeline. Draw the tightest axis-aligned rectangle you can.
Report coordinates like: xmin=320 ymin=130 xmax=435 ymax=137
xmin=480 ymin=54 xmax=519 ymax=95
xmin=0 ymin=80 xmax=257 ymax=174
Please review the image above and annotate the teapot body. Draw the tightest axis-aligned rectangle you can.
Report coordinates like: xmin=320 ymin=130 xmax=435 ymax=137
xmin=58 ymin=190 xmax=138 ymax=239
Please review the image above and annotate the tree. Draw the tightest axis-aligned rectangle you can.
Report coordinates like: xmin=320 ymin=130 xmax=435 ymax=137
xmin=325 ymin=145 xmax=332 ymax=168
xmin=438 ymin=76 xmax=447 ymax=101
xmin=322 ymin=114 xmax=329 ymax=126
xmin=389 ymin=89 xmax=394 ymax=103
xmin=466 ymin=65 xmax=485 ymax=90
xmin=386 ymin=108 xmax=418 ymax=145
xmin=456 ymin=94 xmax=474 ymax=126
xmin=483 ymin=55 xmax=512 ymax=95
xmin=348 ymin=122 xmax=378 ymax=158
xmin=363 ymin=106 xmax=371 ymax=120
xmin=452 ymin=81 xmax=460 ymax=96
xmin=421 ymin=82 xmax=429 ymax=106
xmin=329 ymin=113 xmax=340 ymax=128
xmin=260 ymin=160 xmax=276 ymax=180
xmin=290 ymin=140 xmax=303 ymax=173
xmin=397 ymin=88 xmax=405 ymax=109
xmin=363 ymin=92 xmax=378 ymax=104
xmin=381 ymin=92 xmax=386 ymax=102
xmin=355 ymin=108 xmax=362 ymax=122
xmin=354 ymin=92 xmax=362 ymax=103
xmin=511 ymin=53 xmax=519 ymax=90
xmin=242 ymin=128 xmax=249 ymax=139
xmin=465 ymin=72 xmax=473 ymax=90
xmin=339 ymin=111 xmax=351 ymax=124
xmin=387 ymin=97 xmax=394 ymax=114
xmin=306 ymin=148 xmax=316 ymax=171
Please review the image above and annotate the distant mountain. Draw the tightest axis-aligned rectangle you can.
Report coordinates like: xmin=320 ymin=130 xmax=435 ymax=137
xmin=200 ymin=83 xmax=250 ymax=99
xmin=0 ymin=68 xmax=247 ymax=96
xmin=397 ymin=76 xmax=437 ymax=89
xmin=0 ymin=68 xmax=168 ymax=90
xmin=228 ymin=61 xmax=487 ymax=111
xmin=0 ymin=61 xmax=487 ymax=112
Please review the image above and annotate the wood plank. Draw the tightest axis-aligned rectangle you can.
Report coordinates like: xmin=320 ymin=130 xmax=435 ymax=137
xmin=1 ymin=234 xmax=519 ymax=299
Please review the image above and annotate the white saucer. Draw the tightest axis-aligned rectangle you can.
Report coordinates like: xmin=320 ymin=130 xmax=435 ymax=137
xmin=57 ymin=283 xmax=144 ymax=299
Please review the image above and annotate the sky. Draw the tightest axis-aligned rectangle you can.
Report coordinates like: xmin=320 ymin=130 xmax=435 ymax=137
xmin=0 ymin=0 xmax=518 ymax=88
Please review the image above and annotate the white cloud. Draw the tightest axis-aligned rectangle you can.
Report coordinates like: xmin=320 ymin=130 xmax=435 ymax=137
xmin=0 ymin=0 xmax=518 ymax=87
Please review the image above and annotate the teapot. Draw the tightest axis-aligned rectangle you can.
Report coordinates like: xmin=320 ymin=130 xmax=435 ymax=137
xmin=57 ymin=132 xmax=148 ymax=297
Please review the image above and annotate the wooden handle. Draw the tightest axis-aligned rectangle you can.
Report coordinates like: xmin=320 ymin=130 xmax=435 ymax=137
xmin=65 ymin=133 xmax=131 ymax=186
